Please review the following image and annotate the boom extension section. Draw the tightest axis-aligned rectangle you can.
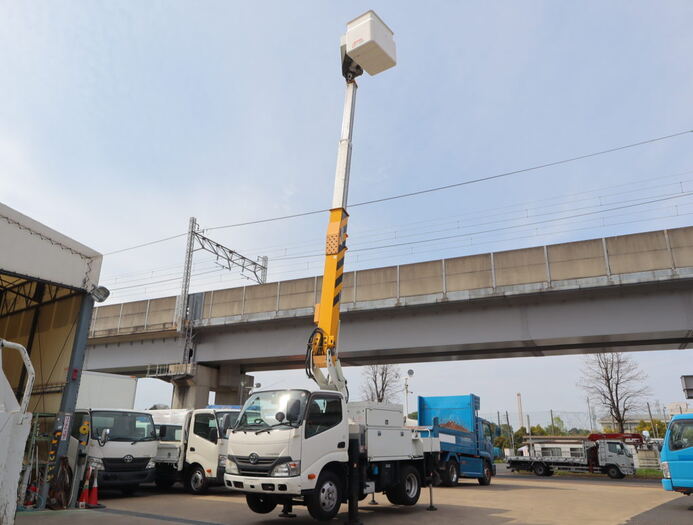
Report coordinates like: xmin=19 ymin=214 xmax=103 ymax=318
xmin=305 ymin=80 xmax=358 ymax=399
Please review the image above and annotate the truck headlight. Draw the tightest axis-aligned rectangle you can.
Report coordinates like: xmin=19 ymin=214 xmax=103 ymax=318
xmin=271 ymin=461 xmax=300 ymax=477
xmin=146 ymin=459 xmax=156 ymax=469
xmin=89 ymin=457 xmax=104 ymax=471
xmin=218 ymin=454 xmax=227 ymax=468
xmin=662 ymin=461 xmax=670 ymax=479
xmin=226 ymin=457 xmax=239 ymax=475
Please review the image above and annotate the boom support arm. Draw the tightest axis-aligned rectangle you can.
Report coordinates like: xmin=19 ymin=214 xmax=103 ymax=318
xmin=306 ymin=81 xmax=357 ymax=398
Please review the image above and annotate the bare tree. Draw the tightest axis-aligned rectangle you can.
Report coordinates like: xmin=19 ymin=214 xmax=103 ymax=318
xmin=361 ymin=364 xmax=402 ymax=403
xmin=579 ymin=352 xmax=650 ymax=433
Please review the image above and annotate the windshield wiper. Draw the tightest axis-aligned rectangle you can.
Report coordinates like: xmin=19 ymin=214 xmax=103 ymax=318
xmin=255 ymin=422 xmax=297 ymax=435
xmin=130 ymin=437 xmax=155 ymax=444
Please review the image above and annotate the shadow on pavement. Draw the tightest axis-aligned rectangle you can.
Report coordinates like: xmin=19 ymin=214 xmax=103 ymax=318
xmin=624 ymin=497 xmax=693 ymax=525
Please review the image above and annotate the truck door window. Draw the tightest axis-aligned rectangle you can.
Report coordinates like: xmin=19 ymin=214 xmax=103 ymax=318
xmin=305 ymin=396 xmax=342 ymax=439
xmin=669 ymin=420 xmax=693 ymax=451
xmin=607 ymin=442 xmax=621 ymax=454
xmin=193 ymin=413 xmax=217 ymax=442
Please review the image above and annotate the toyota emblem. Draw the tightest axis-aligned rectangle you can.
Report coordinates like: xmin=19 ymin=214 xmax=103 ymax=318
xmin=248 ymin=453 xmax=259 ymax=464
xmin=123 ymin=454 xmax=134 ymax=463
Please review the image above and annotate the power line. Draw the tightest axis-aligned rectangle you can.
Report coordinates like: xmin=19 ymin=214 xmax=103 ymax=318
xmin=275 ymin=192 xmax=693 ymax=260
xmin=102 ymin=128 xmax=693 ymax=256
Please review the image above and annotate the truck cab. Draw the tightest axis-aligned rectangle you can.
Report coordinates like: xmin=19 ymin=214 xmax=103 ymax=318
xmin=661 ymin=414 xmax=693 ymax=495
xmin=68 ymin=409 xmax=158 ymax=494
xmin=224 ymin=389 xmax=348 ymax=505
xmin=593 ymin=440 xmax=635 ymax=477
xmin=149 ymin=406 xmax=241 ymax=493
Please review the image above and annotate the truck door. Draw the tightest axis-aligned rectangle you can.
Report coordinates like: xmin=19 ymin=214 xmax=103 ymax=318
xmin=186 ymin=410 xmax=220 ymax=479
xmin=301 ymin=394 xmax=348 ymax=480
xmin=664 ymin=418 xmax=693 ymax=490
xmin=602 ymin=441 xmax=633 ymax=474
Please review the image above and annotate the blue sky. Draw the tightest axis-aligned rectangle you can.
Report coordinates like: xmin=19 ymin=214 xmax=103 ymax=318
xmin=2 ymin=1 xmax=693 ymax=417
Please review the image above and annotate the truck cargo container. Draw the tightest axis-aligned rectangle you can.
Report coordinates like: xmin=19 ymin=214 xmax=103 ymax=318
xmin=417 ymin=394 xmax=496 ymax=486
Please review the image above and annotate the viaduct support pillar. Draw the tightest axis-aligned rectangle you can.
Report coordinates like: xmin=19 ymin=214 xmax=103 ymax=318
xmin=171 ymin=364 xmax=217 ymax=409
xmin=215 ymin=364 xmax=254 ymax=405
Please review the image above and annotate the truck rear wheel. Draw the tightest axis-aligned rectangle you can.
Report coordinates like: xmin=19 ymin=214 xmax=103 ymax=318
xmin=532 ymin=462 xmax=549 ymax=477
xmin=386 ymin=465 xmax=421 ymax=506
xmin=441 ymin=459 xmax=459 ymax=487
xmin=246 ymin=494 xmax=277 ymax=514
xmin=477 ymin=461 xmax=492 ymax=486
xmin=306 ymin=470 xmax=343 ymax=521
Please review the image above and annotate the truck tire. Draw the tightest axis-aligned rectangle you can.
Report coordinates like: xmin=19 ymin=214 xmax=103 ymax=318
xmin=246 ymin=494 xmax=277 ymax=514
xmin=477 ymin=461 xmax=492 ymax=486
xmin=185 ymin=465 xmax=209 ymax=494
xmin=606 ymin=465 xmax=624 ymax=479
xmin=121 ymin=485 xmax=138 ymax=496
xmin=533 ymin=462 xmax=549 ymax=477
xmin=306 ymin=470 xmax=343 ymax=521
xmin=155 ymin=477 xmax=176 ymax=490
xmin=386 ymin=465 xmax=421 ymax=506
xmin=441 ymin=459 xmax=459 ymax=487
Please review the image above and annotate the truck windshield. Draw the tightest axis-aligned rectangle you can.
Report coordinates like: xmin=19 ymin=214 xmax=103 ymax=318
xmin=91 ymin=411 xmax=156 ymax=442
xmin=234 ymin=390 xmax=309 ymax=431
xmin=217 ymin=411 xmax=240 ymax=435
xmin=669 ymin=420 xmax=693 ymax=451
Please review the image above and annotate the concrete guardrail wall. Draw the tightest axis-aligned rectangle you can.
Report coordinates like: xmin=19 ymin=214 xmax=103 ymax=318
xmin=89 ymin=226 xmax=693 ymax=339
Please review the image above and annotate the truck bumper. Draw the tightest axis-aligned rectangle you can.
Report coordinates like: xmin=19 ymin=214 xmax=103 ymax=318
xmin=224 ymin=473 xmax=305 ymax=495
xmin=98 ymin=468 xmax=156 ymax=487
xmin=662 ymin=479 xmax=674 ymax=491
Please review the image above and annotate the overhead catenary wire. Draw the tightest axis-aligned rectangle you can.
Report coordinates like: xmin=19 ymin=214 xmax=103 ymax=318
xmin=106 ymin=195 xmax=693 ymax=300
xmin=102 ymin=128 xmax=693 ymax=256
xmin=101 ymin=168 xmax=693 ymax=283
xmin=107 ymin=206 xmax=693 ymax=302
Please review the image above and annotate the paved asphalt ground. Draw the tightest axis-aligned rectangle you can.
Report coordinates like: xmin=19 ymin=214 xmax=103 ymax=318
xmin=16 ymin=470 xmax=692 ymax=525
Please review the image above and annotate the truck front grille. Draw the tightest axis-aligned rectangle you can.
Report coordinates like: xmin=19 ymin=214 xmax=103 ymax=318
xmin=102 ymin=457 xmax=150 ymax=472
xmin=230 ymin=455 xmax=290 ymax=478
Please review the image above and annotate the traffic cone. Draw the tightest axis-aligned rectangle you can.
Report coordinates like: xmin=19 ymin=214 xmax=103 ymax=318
xmin=78 ymin=469 xmax=91 ymax=508
xmin=87 ymin=471 xmax=104 ymax=508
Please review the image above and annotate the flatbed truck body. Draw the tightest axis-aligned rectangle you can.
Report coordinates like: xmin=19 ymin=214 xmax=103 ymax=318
xmin=507 ymin=438 xmax=636 ymax=479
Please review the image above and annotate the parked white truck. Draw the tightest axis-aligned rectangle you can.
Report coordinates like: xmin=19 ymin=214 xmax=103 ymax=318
xmin=149 ymin=406 xmax=241 ymax=493
xmin=224 ymin=392 xmax=436 ymax=520
xmin=68 ymin=408 xmax=158 ymax=494
xmin=67 ymin=371 xmax=157 ymax=494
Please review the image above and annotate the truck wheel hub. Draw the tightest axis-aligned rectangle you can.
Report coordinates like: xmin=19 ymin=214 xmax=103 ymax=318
xmin=319 ymin=481 xmax=338 ymax=510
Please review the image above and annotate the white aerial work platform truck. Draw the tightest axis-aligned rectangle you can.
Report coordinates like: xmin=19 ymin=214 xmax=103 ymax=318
xmin=148 ymin=406 xmax=241 ymax=493
xmin=223 ymin=12 xmax=441 ymax=522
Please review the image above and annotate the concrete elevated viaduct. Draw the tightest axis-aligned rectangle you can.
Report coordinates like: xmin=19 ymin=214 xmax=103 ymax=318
xmin=85 ymin=227 xmax=693 ymax=407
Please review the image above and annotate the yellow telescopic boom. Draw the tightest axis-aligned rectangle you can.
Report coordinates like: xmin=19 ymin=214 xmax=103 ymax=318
xmin=305 ymin=79 xmax=357 ymax=398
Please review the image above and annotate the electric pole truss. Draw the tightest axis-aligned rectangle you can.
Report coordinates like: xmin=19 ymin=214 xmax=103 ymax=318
xmin=175 ymin=216 xmax=268 ymax=365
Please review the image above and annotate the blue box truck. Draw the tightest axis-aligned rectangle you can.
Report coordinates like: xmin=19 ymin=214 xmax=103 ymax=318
xmin=661 ymin=413 xmax=693 ymax=495
xmin=418 ymin=394 xmax=496 ymax=486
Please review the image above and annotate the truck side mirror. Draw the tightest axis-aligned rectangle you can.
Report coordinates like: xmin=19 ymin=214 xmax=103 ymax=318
xmin=100 ymin=428 xmax=110 ymax=446
xmin=209 ymin=427 xmax=218 ymax=444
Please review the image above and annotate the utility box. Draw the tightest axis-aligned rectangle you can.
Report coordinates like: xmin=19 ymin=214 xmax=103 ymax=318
xmin=345 ymin=10 xmax=396 ymax=76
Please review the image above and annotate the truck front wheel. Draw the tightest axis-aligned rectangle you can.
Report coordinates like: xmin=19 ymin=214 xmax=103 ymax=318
xmin=246 ymin=494 xmax=277 ymax=514
xmin=185 ymin=465 xmax=208 ymax=494
xmin=386 ymin=465 xmax=421 ymax=506
xmin=441 ymin=459 xmax=459 ymax=487
xmin=306 ymin=471 xmax=343 ymax=521
xmin=477 ymin=461 xmax=492 ymax=486
xmin=606 ymin=465 xmax=625 ymax=479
